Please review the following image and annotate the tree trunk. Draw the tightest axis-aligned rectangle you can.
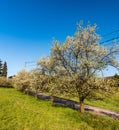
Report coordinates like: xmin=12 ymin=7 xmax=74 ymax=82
xmin=50 ymin=96 xmax=54 ymax=105
xmin=35 ymin=90 xmax=38 ymax=99
xmin=80 ymin=99 xmax=85 ymax=113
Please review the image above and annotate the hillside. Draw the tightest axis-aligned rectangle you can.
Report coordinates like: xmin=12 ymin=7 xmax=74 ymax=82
xmin=0 ymin=88 xmax=119 ymax=130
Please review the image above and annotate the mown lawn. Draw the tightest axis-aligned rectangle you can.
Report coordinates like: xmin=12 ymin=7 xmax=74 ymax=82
xmin=0 ymin=88 xmax=119 ymax=130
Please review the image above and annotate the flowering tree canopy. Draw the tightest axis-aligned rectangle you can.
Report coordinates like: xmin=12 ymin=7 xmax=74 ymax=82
xmin=37 ymin=23 xmax=119 ymax=113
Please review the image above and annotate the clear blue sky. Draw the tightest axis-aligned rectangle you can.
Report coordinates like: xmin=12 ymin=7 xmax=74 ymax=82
xmin=0 ymin=0 xmax=119 ymax=76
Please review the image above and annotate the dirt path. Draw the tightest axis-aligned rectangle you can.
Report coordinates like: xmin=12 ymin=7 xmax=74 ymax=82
xmin=84 ymin=105 xmax=119 ymax=119
xmin=27 ymin=90 xmax=119 ymax=119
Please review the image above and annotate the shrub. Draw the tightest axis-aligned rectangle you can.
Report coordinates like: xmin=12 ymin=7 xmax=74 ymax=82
xmin=0 ymin=77 xmax=13 ymax=88
xmin=13 ymin=70 xmax=32 ymax=92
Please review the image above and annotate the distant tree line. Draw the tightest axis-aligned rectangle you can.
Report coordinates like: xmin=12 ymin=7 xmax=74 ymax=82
xmin=0 ymin=59 xmax=7 ymax=77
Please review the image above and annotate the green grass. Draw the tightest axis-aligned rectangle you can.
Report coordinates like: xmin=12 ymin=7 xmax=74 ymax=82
xmin=0 ymin=88 xmax=119 ymax=130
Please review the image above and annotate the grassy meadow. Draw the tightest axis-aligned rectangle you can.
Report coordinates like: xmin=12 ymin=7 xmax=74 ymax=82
xmin=0 ymin=88 xmax=119 ymax=130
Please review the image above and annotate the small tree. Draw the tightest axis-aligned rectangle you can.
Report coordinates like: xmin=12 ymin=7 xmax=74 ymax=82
xmin=13 ymin=70 xmax=32 ymax=92
xmin=38 ymin=23 xmax=119 ymax=113
xmin=2 ymin=61 xmax=7 ymax=77
xmin=37 ymin=57 xmax=66 ymax=103
xmin=0 ymin=59 xmax=2 ymax=77
xmin=30 ymin=68 xmax=50 ymax=98
xmin=113 ymin=74 xmax=119 ymax=86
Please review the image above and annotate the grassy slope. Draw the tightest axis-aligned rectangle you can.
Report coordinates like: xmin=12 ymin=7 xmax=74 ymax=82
xmin=0 ymin=88 xmax=119 ymax=130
